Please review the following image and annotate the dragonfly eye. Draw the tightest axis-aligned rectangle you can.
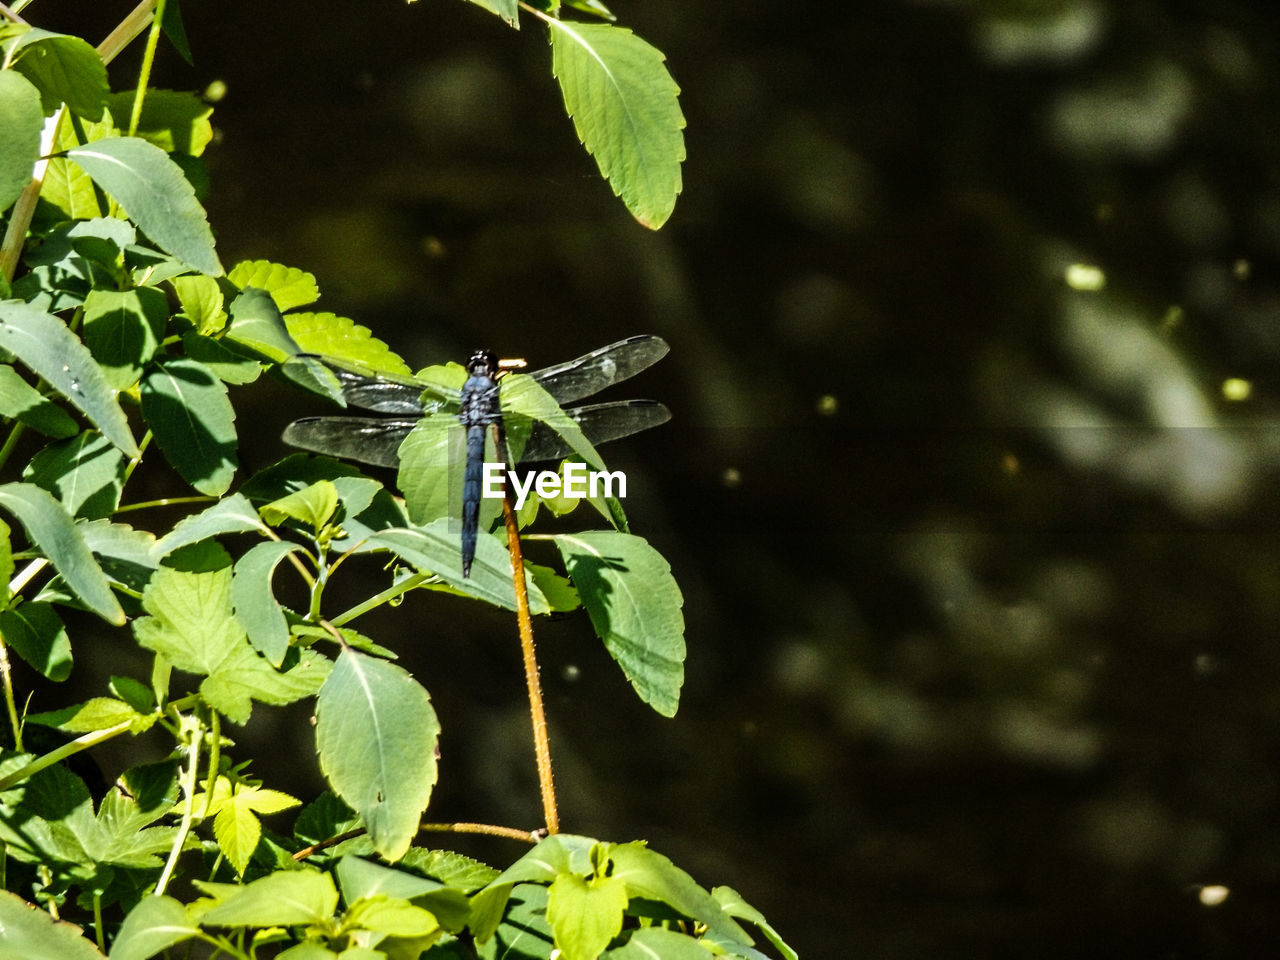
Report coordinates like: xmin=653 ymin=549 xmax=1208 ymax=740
xmin=467 ymin=350 xmax=499 ymax=377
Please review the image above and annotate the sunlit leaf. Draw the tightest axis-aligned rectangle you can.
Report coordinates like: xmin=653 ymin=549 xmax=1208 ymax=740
xmin=133 ymin=545 xmax=329 ymax=723
xmin=285 ymin=312 xmax=412 ymax=376
xmin=0 ymin=482 xmax=124 ymax=624
xmin=602 ymin=927 xmax=712 ymax=960
xmin=0 ymin=891 xmax=105 ymax=960
xmin=224 ymin=287 xmax=304 ymax=361
xmin=548 ymin=21 xmax=685 ymax=228
xmin=259 ymin=480 xmax=339 ymax=530
xmin=315 ymin=649 xmax=439 ymax=861
xmin=66 ymin=136 xmax=222 ymax=275
xmin=0 ymin=300 xmax=138 ymax=457
xmin=359 ymin=523 xmax=550 ymax=614
xmin=228 ymin=260 xmax=319 ymax=312
xmin=171 ymin=275 xmax=226 ymax=334
xmin=712 ymin=886 xmax=799 ymax=960
xmin=7 ymin=27 xmax=109 ymax=119
xmin=0 ymin=70 xmax=44 ymax=213
xmin=553 ymin=531 xmax=684 ymax=715
xmin=231 ymin=540 xmax=306 ymax=666
xmin=110 ymin=895 xmax=201 ymax=960
xmin=150 ymin=493 xmax=268 ymax=559
xmin=198 ymin=869 xmax=339 ymax=927
xmin=546 ymin=872 xmax=628 ymax=960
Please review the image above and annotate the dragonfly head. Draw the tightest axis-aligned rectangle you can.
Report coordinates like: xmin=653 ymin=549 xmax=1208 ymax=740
xmin=467 ymin=349 xmax=499 ymax=378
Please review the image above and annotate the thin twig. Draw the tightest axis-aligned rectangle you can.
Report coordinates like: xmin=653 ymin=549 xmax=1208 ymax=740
xmin=501 ymin=488 xmax=559 ymax=834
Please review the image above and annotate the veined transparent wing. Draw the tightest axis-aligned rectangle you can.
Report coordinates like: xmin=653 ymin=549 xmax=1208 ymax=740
xmin=526 ymin=335 xmax=669 ymax=405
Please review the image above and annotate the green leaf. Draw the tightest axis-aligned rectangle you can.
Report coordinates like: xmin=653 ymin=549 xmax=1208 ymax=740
xmin=546 ymin=872 xmax=628 ymax=960
xmin=140 ymin=357 xmax=238 ymax=496
xmin=0 ymin=891 xmax=105 ymax=960
xmin=565 ymin=0 xmax=615 ymax=21
xmin=548 ymin=21 xmax=685 ymax=229
xmin=0 ymin=70 xmax=44 ymax=213
xmin=82 ymin=288 xmax=168 ymax=390
xmin=228 ymin=260 xmax=320 ymax=312
xmin=23 ymin=431 xmax=126 ymax=520
xmin=492 ymin=834 xmax=596 ymax=885
xmin=608 ymin=842 xmax=749 ymax=943
xmin=199 ymin=869 xmax=339 ymax=927
xmin=0 ymin=300 xmax=138 ymax=457
xmin=8 ymin=28 xmax=109 ymax=119
xmin=171 ymin=275 xmax=226 ymax=334
xmin=0 ymin=602 xmax=70 ymax=680
xmin=181 ymin=333 xmax=260 ymax=384
xmin=462 ymin=0 xmax=519 ymax=26
xmin=315 ymin=649 xmax=439 ymax=862
xmin=110 ymin=895 xmax=201 ymax=960
xmin=133 ymin=547 xmax=329 ymax=723
xmin=160 ymin=0 xmax=193 ymax=65
xmin=0 ymin=365 xmax=77 ymax=440
xmin=337 ymin=855 xmax=447 ymax=903
xmin=231 ymin=540 xmax=305 ymax=666
xmin=476 ymin=884 xmax=554 ymax=960
xmin=212 ymin=782 xmax=301 ymax=876
xmin=104 ymin=89 xmax=212 ymax=155
xmin=224 ymin=287 xmax=305 ymax=361
xmin=344 ymin=895 xmax=439 ymax=937
xmin=150 ymin=493 xmax=268 ymax=559
xmin=0 ymin=482 xmax=124 ymax=624
xmin=553 ymin=531 xmax=684 ymax=715
xmin=260 ymin=479 xmax=339 ymax=530
xmin=603 ymin=928 xmax=711 ymax=960
xmin=274 ymin=944 xmax=337 ymax=960
xmin=359 ymin=523 xmax=550 ymax=614
xmin=65 ymin=136 xmax=222 ymax=276
xmin=27 ymin=696 xmax=151 ymax=734
xmin=285 ymin=312 xmax=412 ymax=376
xmin=712 ymin=886 xmax=799 ymax=960
xmin=80 ymin=519 xmax=157 ymax=590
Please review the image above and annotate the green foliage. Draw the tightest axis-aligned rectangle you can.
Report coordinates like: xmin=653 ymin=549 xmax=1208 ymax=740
xmin=0 ymin=4 xmax=792 ymax=959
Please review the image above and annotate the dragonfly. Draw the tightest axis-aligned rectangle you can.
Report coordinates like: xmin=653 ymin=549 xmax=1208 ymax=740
xmin=282 ymin=335 xmax=671 ymax=577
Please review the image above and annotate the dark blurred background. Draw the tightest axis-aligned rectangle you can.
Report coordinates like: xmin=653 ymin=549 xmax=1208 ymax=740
xmin=29 ymin=0 xmax=1280 ymax=956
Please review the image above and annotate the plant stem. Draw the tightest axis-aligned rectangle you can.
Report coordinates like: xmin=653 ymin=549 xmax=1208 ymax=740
xmin=126 ymin=0 xmax=166 ymax=136
xmin=330 ymin=573 xmax=430 ymax=627
xmin=501 ymin=490 xmax=558 ymax=834
xmin=115 ymin=495 xmax=215 ymax=514
xmin=0 ymin=635 xmax=22 ymax=753
xmin=97 ymin=0 xmax=158 ymax=65
xmin=0 ymin=423 xmax=25 ymax=474
xmin=92 ymin=891 xmax=105 ymax=953
xmin=0 ymin=720 xmax=130 ymax=791
xmin=155 ymin=711 xmax=202 ymax=897
xmin=201 ymin=709 xmax=221 ymax=818
xmin=420 ymin=821 xmax=542 ymax=843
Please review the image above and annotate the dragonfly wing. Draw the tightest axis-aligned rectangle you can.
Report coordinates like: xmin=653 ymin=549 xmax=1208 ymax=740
xmin=282 ymin=417 xmax=418 ymax=469
xmin=284 ymin=354 xmax=460 ymax=414
xmin=517 ymin=400 xmax=672 ymax=463
xmin=527 ymin=335 xmax=669 ymax=404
